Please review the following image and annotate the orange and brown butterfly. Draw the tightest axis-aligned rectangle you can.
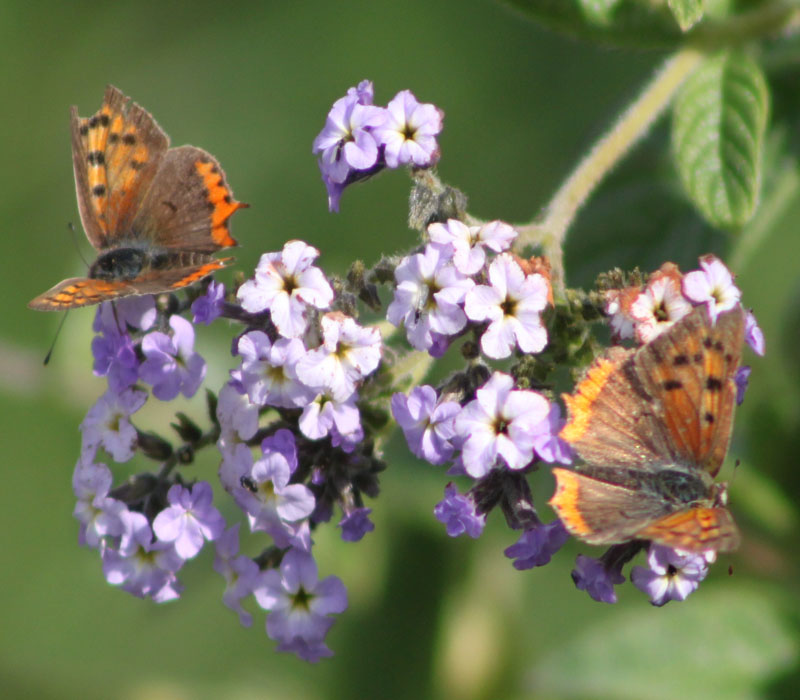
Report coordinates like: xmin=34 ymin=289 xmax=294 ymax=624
xmin=28 ymin=85 xmax=247 ymax=311
xmin=549 ymin=303 xmax=745 ymax=554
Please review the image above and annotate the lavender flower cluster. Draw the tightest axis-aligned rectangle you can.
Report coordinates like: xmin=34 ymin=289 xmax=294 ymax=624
xmin=69 ymin=80 xmax=766 ymax=664
xmin=313 ymin=80 xmax=443 ymax=211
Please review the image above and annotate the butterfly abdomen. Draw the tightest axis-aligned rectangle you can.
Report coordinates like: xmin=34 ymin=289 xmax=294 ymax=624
xmin=89 ymin=246 xmax=213 ymax=281
xmin=576 ymin=465 xmax=710 ymax=506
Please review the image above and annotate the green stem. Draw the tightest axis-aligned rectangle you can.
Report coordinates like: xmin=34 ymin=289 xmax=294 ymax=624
xmin=516 ymin=47 xmax=704 ymax=300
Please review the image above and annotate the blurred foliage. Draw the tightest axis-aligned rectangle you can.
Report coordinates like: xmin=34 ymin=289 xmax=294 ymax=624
xmin=2 ymin=1 xmax=799 ymax=699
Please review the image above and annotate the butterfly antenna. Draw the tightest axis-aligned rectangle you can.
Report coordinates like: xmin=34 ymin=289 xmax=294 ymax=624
xmin=43 ymin=310 xmax=70 ymax=365
xmin=67 ymin=221 xmax=90 ymax=269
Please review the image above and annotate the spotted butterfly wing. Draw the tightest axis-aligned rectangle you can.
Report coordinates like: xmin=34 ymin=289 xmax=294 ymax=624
xmin=633 ymin=305 xmax=744 ymax=477
xmin=29 ymin=85 xmax=246 ymax=311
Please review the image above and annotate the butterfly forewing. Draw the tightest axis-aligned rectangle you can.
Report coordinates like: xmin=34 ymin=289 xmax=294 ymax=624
xmin=634 ymin=306 xmax=744 ymax=476
xmin=74 ymin=85 xmax=170 ymax=247
xmin=560 ymin=347 xmax=676 ymax=471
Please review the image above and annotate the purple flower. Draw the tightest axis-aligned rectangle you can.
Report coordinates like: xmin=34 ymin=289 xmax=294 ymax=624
xmin=298 ymin=390 xmax=362 ymax=448
xmin=504 ymin=521 xmax=569 ymax=569
xmin=230 ymin=432 xmax=315 ymax=547
xmin=237 ymin=241 xmax=334 ymax=337
xmin=428 ymin=333 xmax=451 ymax=358
xmin=192 ymin=280 xmax=225 ymax=325
xmin=102 ymin=511 xmax=184 ymax=602
xmin=276 ymin=637 xmax=334 ymax=664
xmin=745 ymin=310 xmax=765 ymax=356
xmin=213 ymin=524 xmax=260 ymax=627
xmin=683 ymin=254 xmax=741 ymax=323
xmin=571 ymin=554 xmax=625 ymax=604
xmin=391 ymin=385 xmax=460 ymax=465
xmin=347 ymin=79 xmax=374 ymax=105
xmin=72 ymin=459 xmax=126 ymax=549
xmin=216 ymin=381 xmax=259 ymax=446
xmin=427 ymin=219 xmax=517 ymax=276
xmin=262 ymin=429 xmax=300 ymax=474
xmin=434 ymin=483 xmax=486 ymax=538
xmin=80 ymin=387 xmax=147 ymax=463
xmin=139 ymin=315 xmax=206 ymax=401
xmin=735 ymin=365 xmax=751 ymax=405
xmin=236 ymin=331 xmax=310 ymax=408
xmin=92 ymin=309 xmax=138 ymax=393
xmin=529 ymin=403 xmax=573 ymax=464
xmin=387 ymin=244 xmax=474 ymax=352
xmin=454 ymin=372 xmax=550 ymax=478
xmin=153 ymin=482 xmax=226 ymax=560
xmin=319 ymin=161 xmax=346 ymax=212
xmin=373 ymin=90 xmax=443 ymax=169
xmin=113 ymin=296 xmax=157 ymax=330
xmin=94 ymin=297 xmax=156 ymax=333
xmin=338 ymin=507 xmax=375 ymax=542
xmin=313 ymin=89 xmax=386 ymax=184
xmin=464 ymin=253 xmax=549 ymax=359
xmin=296 ymin=314 xmax=382 ymax=402
xmin=252 ymin=548 xmax=348 ymax=662
xmin=631 ymin=544 xmax=709 ymax=606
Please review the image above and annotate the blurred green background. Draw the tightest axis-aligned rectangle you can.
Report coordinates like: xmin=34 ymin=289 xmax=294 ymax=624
xmin=2 ymin=1 xmax=799 ymax=698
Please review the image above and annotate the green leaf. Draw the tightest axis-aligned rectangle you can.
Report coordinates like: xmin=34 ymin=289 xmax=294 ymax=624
xmin=530 ymin=585 xmax=798 ymax=700
xmin=668 ymin=0 xmax=704 ymax=31
xmin=672 ymin=51 xmax=769 ymax=229
xmin=500 ymin=0 xmax=684 ymax=49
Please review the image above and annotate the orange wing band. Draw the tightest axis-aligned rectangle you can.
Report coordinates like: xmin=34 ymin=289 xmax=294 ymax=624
xmin=560 ymin=357 xmax=618 ymax=444
xmin=549 ymin=468 xmax=592 ymax=537
xmin=195 ymin=160 xmax=247 ymax=248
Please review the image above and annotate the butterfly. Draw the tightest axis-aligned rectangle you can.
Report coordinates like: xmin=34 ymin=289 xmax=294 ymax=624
xmin=549 ymin=304 xmax=744 ymax=553
xmin=29 ymin=85 xmax=247 ymax=311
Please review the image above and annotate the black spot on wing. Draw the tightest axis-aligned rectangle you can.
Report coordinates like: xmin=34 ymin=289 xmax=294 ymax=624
xmin=706 ymin=377 xmax=723 ymax=392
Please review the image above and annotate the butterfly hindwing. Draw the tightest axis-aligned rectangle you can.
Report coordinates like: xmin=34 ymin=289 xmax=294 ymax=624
xmin=131 ymin=146 xmax=245 ymax=253
xmin=638 ymin=507 xmax=740 ymax=553
xmin=550 ymin=468 xmax=677 ymax=545
xmin=28 ymin=277 xmax=136 ymax=310
xmin=127 ymin=259 xmax=233 ymax=295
